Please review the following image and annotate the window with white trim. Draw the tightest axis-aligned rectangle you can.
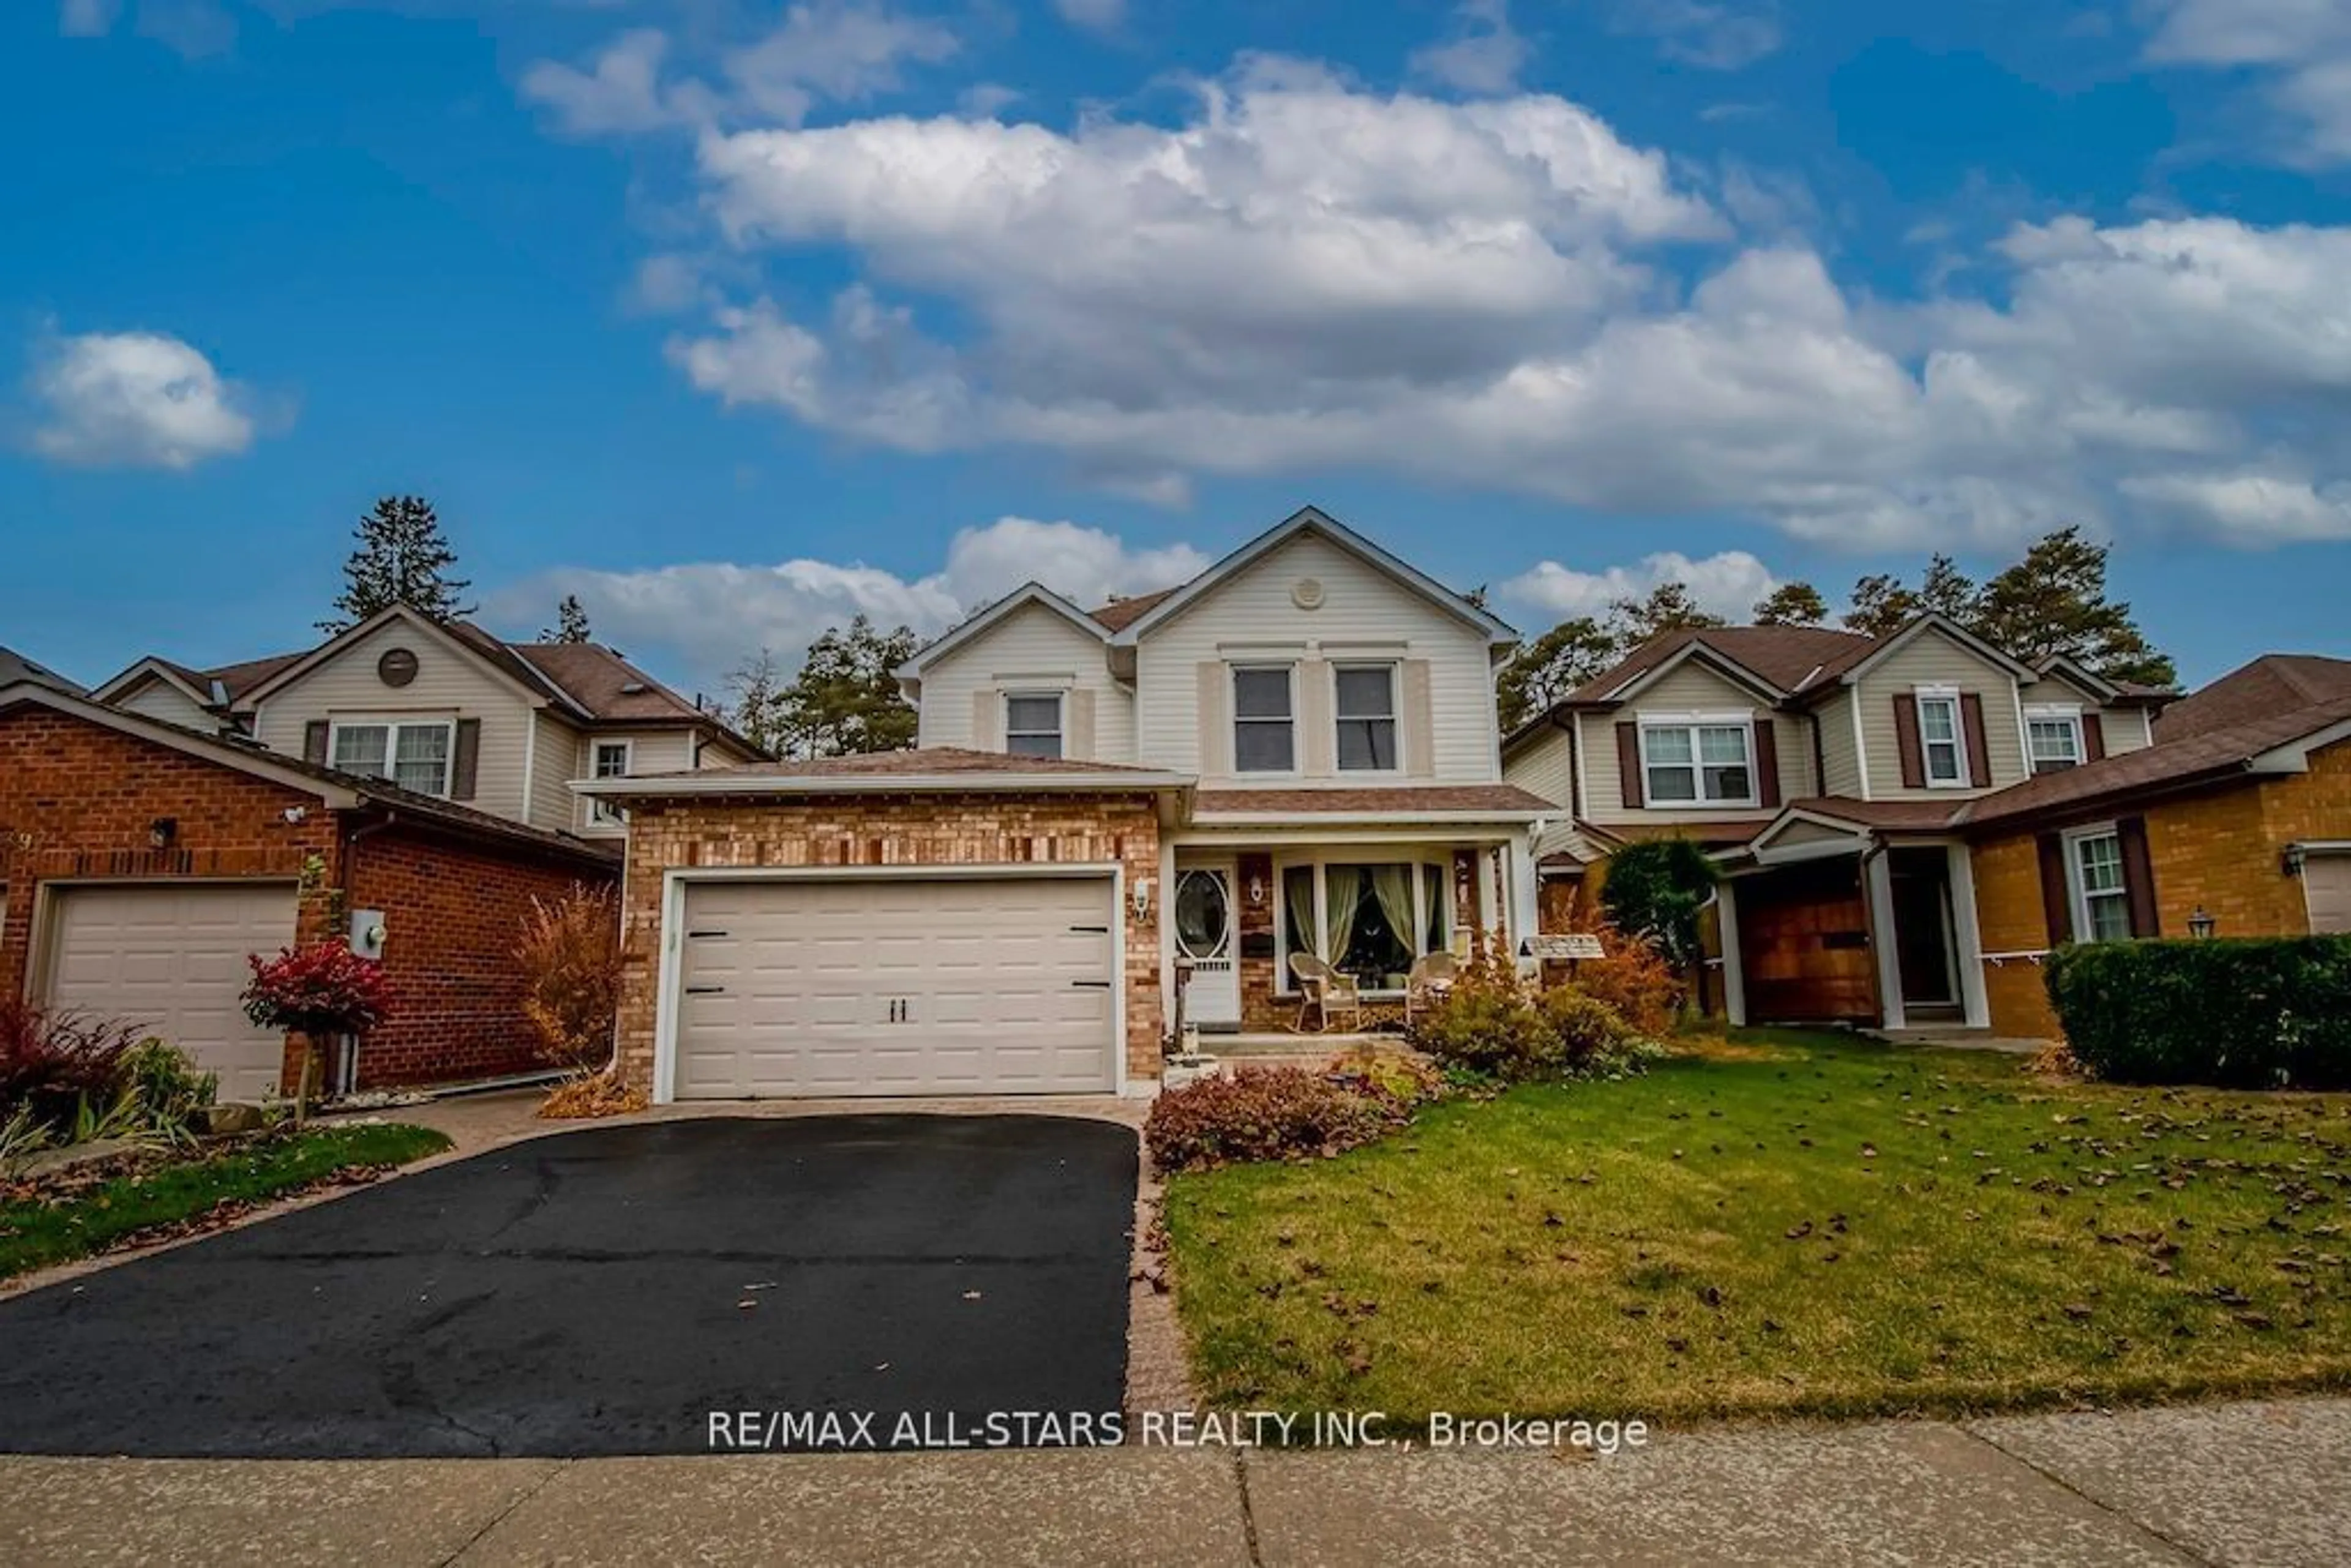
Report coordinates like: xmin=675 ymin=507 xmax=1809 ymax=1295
xmin=331 ymin=720 xmax=454 ymax=797
xmin=1333 ymin=664 xmax=1398 ymax=771
xmin=1917 ymin=691 xmax=1967 ymax=787
xmin=1232 ymin=665 xmax=1295 ymax=773
xmin=1003 ymin=691 xmax=1065 ymax=759
xmin=1277 ymin=858 xmax=1453 ymax=993
xmin=2027 ymin=707 xmax=2085 ymax=774
xmin=2069 ymin=828 xmax=2133 ymax=942
xmin=590 ymin=739 xmax=631 ymax=825
xmin=1640 ymin=718 xmax=1756 ymax=806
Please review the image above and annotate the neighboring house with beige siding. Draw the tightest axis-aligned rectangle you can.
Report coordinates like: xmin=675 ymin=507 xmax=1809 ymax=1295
xmin=91 ymin=606 xmax=763 ymax=845
xmin=1502 ymin=614 xmax=2178 ymax=1039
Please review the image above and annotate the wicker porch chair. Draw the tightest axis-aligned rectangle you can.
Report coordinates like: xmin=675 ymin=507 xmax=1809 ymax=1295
xmin=1287 ymin=952 xmax=1365 ymax=1033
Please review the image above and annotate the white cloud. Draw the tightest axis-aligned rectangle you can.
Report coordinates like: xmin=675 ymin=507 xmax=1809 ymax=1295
xmin=1411 ymin=0 xmax=1530 ymax=95
xmin=488 ymin=516 xmax=1212 ymax=686
xmin=1502 ymin=550 xmax=1783 ymax=621
xmin=520 ymin=2 xmax=956 ymax=137
xmin=1052 ymin=0 xmax=1125 ymax=34
xmin=2147 ymin=0 xmax=2351 ymax=163
xmin=1610 ymin=1 xmax=1782 ymax=72
xmin=29 ymin=329 xmax=261 ymax=470
xmin=2121 ymin=467 xmax=2351 ymax=544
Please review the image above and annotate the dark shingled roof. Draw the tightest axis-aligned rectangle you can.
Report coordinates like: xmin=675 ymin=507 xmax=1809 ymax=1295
xmin=511 ymin=642 xmax=711 ymax=725
xmin=1193 ymin=785 xmax=1553 ymax=815
xmin=2153 ymin=655 xmax=2351 ymax=744
xmin=1564 ymin=625 xmax=1876 ymax=705
xmin=1086 ymin=586 xmax=1184 ymax=633
xmin=634 ymin=746 xmax=1178 ymax=782
xmin=1785 ymin=796 xmax=1968 ymax=832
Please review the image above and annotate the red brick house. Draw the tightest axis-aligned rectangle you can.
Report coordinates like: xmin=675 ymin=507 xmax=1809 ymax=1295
xmin=0 ymin=680 xmax=618 ymax=1098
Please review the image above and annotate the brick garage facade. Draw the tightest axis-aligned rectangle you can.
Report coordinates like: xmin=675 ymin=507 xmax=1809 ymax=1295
xmin=1969 ymin=737 xmax=2351 ymax=1040
xmin=0 ymin=702 xmax=616 ymax=1094
xmin=613 ymin=790 xmax=1166 ymax=1096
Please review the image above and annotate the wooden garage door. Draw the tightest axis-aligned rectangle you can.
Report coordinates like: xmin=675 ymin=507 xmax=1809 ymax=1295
xmin=674 ymin=877 xmax=1119 ymax=1099
xmin=45 ymin=882 xmax=299 ymax=1103
xmin=2308 ymin=855 xmax=2351 ymax=936
xmin=1736 ymin=861 xmax=1880 ymax=1025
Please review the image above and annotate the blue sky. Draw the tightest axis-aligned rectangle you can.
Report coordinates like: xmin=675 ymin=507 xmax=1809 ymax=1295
xmin=5 ymin=0 xmax=2349 ymax=699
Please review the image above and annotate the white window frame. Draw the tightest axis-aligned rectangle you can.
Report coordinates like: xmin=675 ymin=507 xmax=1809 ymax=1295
xmin=589 ymin=738 xmax=632 ymax=826
xmin=2064 ymin=823 xmax=2133 ymax=943
xmin=1332 ymin=661 xmax=1400 ymax=774
xmin=1272 ymin=852 xmax=1455 ymax=997
xmin=2025 ymin=704 xmax=2085 ymax=775
xmin=1636 ymin=713 xmax=1760 ymax=809
xmin=329 ymin=718 xmax=456 ymax=798
xmin=1915 ymin=687 xmax=1969 ymax=789
xmin=1231 ymin=663 xmax=1298 ymax=775
xmin=1002 ymin=689 xmax=1066 ymax=760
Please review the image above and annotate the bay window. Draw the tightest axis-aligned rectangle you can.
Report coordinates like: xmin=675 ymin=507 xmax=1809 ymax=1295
xmin=1279 ymin=858 xmax=1454 ymax=992
xmin=1640 ymin=719 xmax=1756 ymax=807
xmin=331 ymin=720 xmax=454 ymax=797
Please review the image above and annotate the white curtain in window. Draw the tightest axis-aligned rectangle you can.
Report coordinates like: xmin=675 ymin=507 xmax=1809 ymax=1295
xmin=1285 ymin=867 xmax=1318 ymax=969
xmin=1371 ymin=865 xmax=1416 ymax=958
xmin=1323 ymin=866 xmax=1363 ymax=964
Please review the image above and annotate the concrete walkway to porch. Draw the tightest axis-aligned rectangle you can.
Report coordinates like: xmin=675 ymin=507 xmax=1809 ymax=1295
xmin=6 ymin=1395 xmax=2344 ymax=1564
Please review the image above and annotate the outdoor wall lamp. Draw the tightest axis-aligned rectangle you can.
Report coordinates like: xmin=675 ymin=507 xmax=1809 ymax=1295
xmin=2284 ymin=844 xmax=2307 ymax=877
xmin=1247 ymin=873 xmax=1266 ymax=907
xmin=148 ymin=817 xmax=178 ymax=849
xmin=1130 ymin=877 xmax=1153 ymax=921
xmin=2188 ymin=906 xmax=2217 ymax=939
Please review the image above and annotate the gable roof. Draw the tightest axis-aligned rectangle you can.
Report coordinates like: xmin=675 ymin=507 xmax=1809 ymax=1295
xmin=0 ymin=680 xmax=616 ymax=866
xmin=1086 ymin=585 xmax=1182 ymax=633
xmin=228 ymin=605 xmax=594 ymax=719
xmin=1107 ymin=506 xmax=1517 ymax=647
xmin=510 ymin=642 xmax=710 ymax=725
xmin=2153 ymin=655 xmax=2351 ymax=744
xmin=0 ymin=646 xmax=87 ymax=697
xmin=1791 ymin=611 xmax=2038 ymax=694
xmin=897 ymin=582 xmax=1110 ymax=678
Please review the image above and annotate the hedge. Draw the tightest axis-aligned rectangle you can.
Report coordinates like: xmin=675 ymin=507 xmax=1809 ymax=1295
xmin=2044 ymin=936 xmax=2351 ymax=1089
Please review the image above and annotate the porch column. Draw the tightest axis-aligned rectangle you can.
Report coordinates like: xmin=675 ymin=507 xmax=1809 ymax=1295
xmin=1158 ymin=833 xmax=1179 ymax=1043
xmin=1718 ymin=879 xmax=1747 ymax=1028
xmin=1865 ymin=848 xmax=1906 ymax=1031
xmin=1507 ymin=835 xmax=1539 ymax=966
xmin=1947 ymin=843 xmax=1990 ymax=1029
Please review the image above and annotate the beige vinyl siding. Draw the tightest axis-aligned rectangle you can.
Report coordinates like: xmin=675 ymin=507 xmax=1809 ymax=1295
xmin=2017 ymin=676 xmax=2154 ymax=759
xmin=1851 ymin=626 xmax=2026 ymax=797
xmin=536 ymin=714 xmax=583 ymax=833
xmin=1581 ymin=661 xmax=1810 ymax=825
xmin=248 ymin=618 xmax=537 ymax=822
xmin=914 ymin=601 xmax=1136 ymax=763
xmin=1767 ymin=818 xmax=1865 ymax=852
xmin=114 ymin=677 xmax=216 ymax=731
xmin=569 ymin=727 xmax=695 ymax=835
xmin=1131 ymin=531 xmax=1499 ymax=787
xmin=1817 ymin=691 xmax=1865 ymax=798
xmin=1504 ymin=726 xmax=1576 ymax=811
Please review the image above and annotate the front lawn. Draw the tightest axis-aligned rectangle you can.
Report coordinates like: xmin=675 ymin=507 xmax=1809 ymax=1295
xmin=1 ymin=1122 xmax=451 ymax=1281
xmin=1162 ymin=1031 xmax=2351 ymax=1426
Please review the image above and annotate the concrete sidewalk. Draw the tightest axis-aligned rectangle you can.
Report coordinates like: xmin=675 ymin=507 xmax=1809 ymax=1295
xmin=4 ymin=1396 xmax=2342 ymax=1566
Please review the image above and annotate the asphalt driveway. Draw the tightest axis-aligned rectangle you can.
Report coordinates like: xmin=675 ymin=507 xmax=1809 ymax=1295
xmin=0 ymin=1114 xmax=1138 ymax=1458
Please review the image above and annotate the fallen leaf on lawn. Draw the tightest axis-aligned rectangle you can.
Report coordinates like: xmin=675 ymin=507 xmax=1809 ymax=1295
xmin=1785 ymin=1220 xmax=1813 ymax=1240
xmin=2061 ymin=1302 xmax=2093 ymax=1321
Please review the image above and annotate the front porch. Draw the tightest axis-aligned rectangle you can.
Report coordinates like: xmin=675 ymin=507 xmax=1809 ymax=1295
xmin=1163 ymin=833 xmax=1537 ymax=1041
xmin=1719 ymin=823 xmax=1990 ymax=1032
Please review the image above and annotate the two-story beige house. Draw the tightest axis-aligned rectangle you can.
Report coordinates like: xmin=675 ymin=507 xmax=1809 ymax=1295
xmin=585 ymin=508 xmax=1553 ymax=1103
xmin=1502 ymin=617 xmax=2172 ymax=1035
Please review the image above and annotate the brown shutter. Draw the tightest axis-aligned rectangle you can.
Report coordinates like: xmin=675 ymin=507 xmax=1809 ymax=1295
xmin=1615 ymin=721 xmax=1644 ymax=809
xmin=303 ymin=720 xmax=329 ymax=767
xmin=450 ymin=718 xmax=481 ymax=801
xmin=2036 ymin=832 xmax=2072 ymax=947
xmin=2118 ymin=816 xmax=2160 ymax=938
xmin=1752 ymin=720 xmax=1781 ymax=809
xmin=2082 ymin=712 xmax=2106 ymax=762
xmin=1893 ymin=694 xmax=1925 ymax=789
xmin=1960 ymin=692 xmax=1992 ymax=787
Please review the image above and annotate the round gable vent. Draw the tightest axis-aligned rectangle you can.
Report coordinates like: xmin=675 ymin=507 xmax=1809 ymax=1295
xmin=377 ymin=648 xmax=419 ymax=688
xmin=1291 ymin=577 xmax=1326 ymax=610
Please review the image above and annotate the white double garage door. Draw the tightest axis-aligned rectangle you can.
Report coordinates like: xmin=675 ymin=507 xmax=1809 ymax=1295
xmin=39 ymin=882 xmax=298 ymax=1104
xmin=670 ymin=873 xmax=1123 ymax=1100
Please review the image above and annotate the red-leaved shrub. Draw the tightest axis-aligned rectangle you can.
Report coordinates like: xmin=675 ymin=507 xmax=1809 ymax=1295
xmin=241 ymin=939 xmax=392 ymax=1039
xmin=1145 ymin=1067 xmax=1398 ymax=1172
xmin=0 ymin=999 xmax=144 ymax=1132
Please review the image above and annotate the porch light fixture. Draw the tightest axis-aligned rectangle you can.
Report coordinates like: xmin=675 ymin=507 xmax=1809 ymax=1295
xmin=1247 ymin=873 xmax=1265 ymax=907
xmin=148 ymin=817 xmax=178 ymax=850
xmin=2284 ymin=844 xmax=2307 ymax=877
xmin=1131 ymin=877 xmax=1153 ymax=921
xmin=2188 ymin=906 xmax=2216 ymax=939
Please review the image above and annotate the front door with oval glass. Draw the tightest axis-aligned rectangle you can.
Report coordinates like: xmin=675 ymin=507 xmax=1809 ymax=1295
xmin=1175 ymin=865 xmax=1241 ymax=1029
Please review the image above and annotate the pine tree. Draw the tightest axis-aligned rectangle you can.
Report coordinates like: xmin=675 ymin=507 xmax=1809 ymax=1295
xmin=1495 ymin=616 xmax=1618 ymax=732
xmin=724 ymin=649 xmax=790 ymax=759
xmin=1607 ymin=582 xmax=1727 ymax=647
xmin=320 ymin=495 xmax=473 ymax=634
xmin=1752 ymin=582 xmax=1828 ymax=627
xmin=1972 ymin=527 xmax=2177 ymax=687
xmin=1842 ymin=573 xmax=1918 ymax=637
xmin=778 ymin=616 xmax=921 ymax=758
xmin=541 ymin=594 xmax=593 ymax=644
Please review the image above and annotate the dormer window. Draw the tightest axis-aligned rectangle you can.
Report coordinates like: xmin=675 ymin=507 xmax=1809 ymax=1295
xmin=1004 ymin=691 xmax=1065 ymax=760
xmin=1916 ymin=690 xmax=1968 ymax=787
xmin=1639 ymin=717 xmax=1756 ymax=807
xmin=2027 ymin=707 xmax=2085 ymax=773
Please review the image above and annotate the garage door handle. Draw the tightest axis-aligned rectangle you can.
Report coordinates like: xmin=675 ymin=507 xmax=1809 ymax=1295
xmin=1071 ymin=980 xmax=1112 ymax=989
xmin=684 ymin=985 xmax=726 ymax=996
xmin=1069 ymin=923 xmax=1109 ymax=933
xmin=687 ymin=929 xmax=729 ymax=939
